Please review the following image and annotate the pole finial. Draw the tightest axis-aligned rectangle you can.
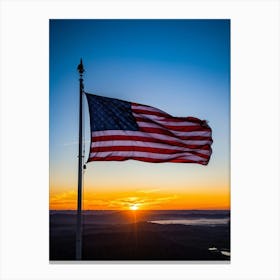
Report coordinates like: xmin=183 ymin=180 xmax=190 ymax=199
xmin=77 ymin=58 xmax=84 ymax=75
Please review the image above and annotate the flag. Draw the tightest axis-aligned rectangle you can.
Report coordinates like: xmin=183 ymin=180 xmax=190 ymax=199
xmin=85 ymin=93 xmax=213 ymax=165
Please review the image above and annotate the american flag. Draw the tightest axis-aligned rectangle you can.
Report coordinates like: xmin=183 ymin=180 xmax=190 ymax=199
xmin=85 ymin=93 xmax=213 ymax=165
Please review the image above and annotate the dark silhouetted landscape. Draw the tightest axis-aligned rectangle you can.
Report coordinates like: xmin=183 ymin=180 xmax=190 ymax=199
xmin=50 ymin=210 xmax=230 ymax=261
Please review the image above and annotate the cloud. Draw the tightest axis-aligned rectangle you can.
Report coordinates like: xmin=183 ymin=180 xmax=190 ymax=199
xmin=50 ymin=190 xmax=179 ymax=210
xmin=138 ymin=189 xmax=161 ymax=194
xmin=104 ymin=194 xmax=178 ymax=209
xmin=50 ymin=190 xmax=76 ymax=202
xmin=50 ymin=190 xmax=77 ymax=209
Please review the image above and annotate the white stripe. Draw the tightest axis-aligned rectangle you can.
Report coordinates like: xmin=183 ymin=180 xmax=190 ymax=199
xmin=89 ymin=151 xmax=206 ymax=162
xmin=91 ymin=130 xmax=212 ymax=145
xmin=91 ymin=140 xmax=211 ymax=155
xmin=132 ymin=113 xmax=199 ymax=127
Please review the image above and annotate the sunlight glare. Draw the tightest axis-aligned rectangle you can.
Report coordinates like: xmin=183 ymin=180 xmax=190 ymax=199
xmin=130 ymin=204 xmax=138 ymax=211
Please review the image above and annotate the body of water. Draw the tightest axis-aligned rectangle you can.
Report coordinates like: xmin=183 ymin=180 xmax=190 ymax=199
xmin=149 ymin=218 xmax=229 ymax=226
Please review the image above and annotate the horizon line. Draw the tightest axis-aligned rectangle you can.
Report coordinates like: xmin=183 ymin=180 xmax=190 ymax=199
xmin=49 ymin=208 xmax=230 ymax=211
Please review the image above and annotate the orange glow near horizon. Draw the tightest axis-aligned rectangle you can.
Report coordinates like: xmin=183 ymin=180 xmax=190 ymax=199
xmin=49 ymin=185 xmax=230 ymax=211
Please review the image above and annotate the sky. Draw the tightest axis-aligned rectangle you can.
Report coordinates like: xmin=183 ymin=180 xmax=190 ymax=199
xmin=49 ymin=19 xmax=230 ymax=211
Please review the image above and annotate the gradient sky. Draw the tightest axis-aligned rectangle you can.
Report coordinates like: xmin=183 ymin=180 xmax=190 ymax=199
xmin=49 ymin=19 xmax=230 ymax=210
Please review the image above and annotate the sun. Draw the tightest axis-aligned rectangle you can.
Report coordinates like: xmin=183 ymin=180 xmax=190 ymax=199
xmin=129 ymin=204 xmax=139 ymax=211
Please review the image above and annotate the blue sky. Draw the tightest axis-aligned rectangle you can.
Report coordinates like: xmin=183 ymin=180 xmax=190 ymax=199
xmin=49 ymin=19 xmax=230 ymax=209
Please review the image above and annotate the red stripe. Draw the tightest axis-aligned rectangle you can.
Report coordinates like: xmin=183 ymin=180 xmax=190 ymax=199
xmin=88 ymin=155 xmax=208 ymax=165
xmin=90 ymin=146 xmax=210 ymax=159
xmin=134 ymin=116 xmax=204 ymax=124
xmin=92 ymin=135 xmax=212 ymax=149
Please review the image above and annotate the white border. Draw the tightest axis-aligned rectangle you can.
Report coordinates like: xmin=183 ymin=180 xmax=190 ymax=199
xmin=1 ymin=0 xmax=279 ymax=279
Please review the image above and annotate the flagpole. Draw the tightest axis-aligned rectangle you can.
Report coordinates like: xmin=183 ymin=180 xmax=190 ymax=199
xmin=76 ymin=59 xmax=84 ymax=260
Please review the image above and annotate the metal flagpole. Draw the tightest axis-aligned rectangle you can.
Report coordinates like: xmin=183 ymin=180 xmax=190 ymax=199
xmin=76 ymin=59 xmax=84 ymax=260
